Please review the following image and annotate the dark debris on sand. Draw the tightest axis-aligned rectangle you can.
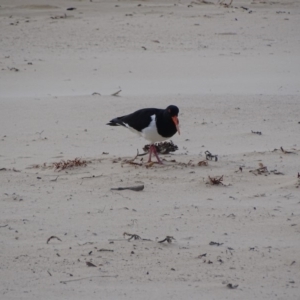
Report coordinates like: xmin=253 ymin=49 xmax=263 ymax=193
xmin=143 ymin=141 xmax=178 ymax=154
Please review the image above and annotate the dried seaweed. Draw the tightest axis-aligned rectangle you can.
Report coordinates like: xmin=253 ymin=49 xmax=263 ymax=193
xmin=207 ymin=175 xmax=226 ymax=186
xmin=143 ymin=141 xmax=178 ymax=154
xmin=53 ymin=158 xmax=88 ymax=171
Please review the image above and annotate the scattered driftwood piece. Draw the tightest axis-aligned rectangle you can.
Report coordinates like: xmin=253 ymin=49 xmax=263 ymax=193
xmin=0 ymin=224 xmax=8 ymax=228
xmin=191 ymin=0 xmax=214 ymax=5
xmin=111 ymin=185 xmax=144 ymax=192
xmin=60 ymin=275 xmax=118 ymax=284
xmin=207 ymin=175 xmax=226 ymax=186
xmin=77 ymin=242 xmax=94 ymax=246
xmin=209 ymin=241 xmax=223 ymax=246
xmin=251 ymin=130 xmax=262 ymax=135
xmin=0 ymin=168 xmax=7 ymax=171
xmin=197 ymin=253 xmax=207 ymax=258
xmin=249 ymin=163 xmax=269 ymax=176
xmin=123 ymin=232 xmax=151 ymax=241
xmin=158 ymin=236 xmax=175 ymax=243
xmin=111 ymin=89 xmax=122 ymax=97
xmin=86 ymin=262 xmax=97 ymax=267
xmin=81 ymin=174 xmax=103 ymax=179
xmin=298 ymin=173 xmax=300 ymax=179
xmin=227 ymin=283 xmax=238 ymax=289
xmin=121 ymin=150 xmax=144 ymax=166
xmin=92 ymin=92 xmax=101 ymax=96
xmin=51 ymin=14 xmax=67 ymax=19
xmin=98 ymin=249 xmax=114 ymax=252
xmin=270 ymin=169 xmax=284 ymax=175
xmin=205 ymin=150 xmax=218 ymax=161
xmin=47 ymin=236 xmax=62 ymax=244
xmin=53 ymin=158 xmax=89 ymax=171
xmin=47 ymin=270 xmax=52 ymax=276
xmin=66 ymin=7 xmax=76 ymax=10
xmin=281 ymin=147 xmax=296 ymax=154
xmin=123 ymin=160 xmax=143 ymax=167
xmin=50 ymin=176 xmax=59 ymax=182
xmin=143 ymin=140 xmax=178 ymax=154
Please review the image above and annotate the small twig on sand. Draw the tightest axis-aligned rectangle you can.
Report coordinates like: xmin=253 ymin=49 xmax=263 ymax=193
xmin=50 ymin=176 xmax=59 ymax=182
xmin=111 ymin=185 xmax=144 ymax=192
xmin=81 ymin=174 xmax=103 ymax=179
xmin=209 ymin=241 xmax=224 ymax=246
xmin=77 ymin=242 xmax=94 ymax=246
xmin=46 ymin=236 xmax=62 ymax=244
xmin=111 ymin=89 xmax=122 ymax=96
xmin=0 ymin=224 xmax=8 ymax=228
xmin=123 ymin=232 xmax=141 ymax=241
xmin=60 ymin=275 xmax=118 ymax=284
xmin=251 ymin=130 xmax=262 ymax=135
xmin=123 ymin=232 xmax=151 ymax=241
xmin=281 ymin=147 xmax=296 ymax=154
xmin=86 ymin=262 xmax=97 ymax=267
xmin=158 ymin=236 xmax=175 ymax=243
xmin=227 ymin=283 xmax=238 ymax=289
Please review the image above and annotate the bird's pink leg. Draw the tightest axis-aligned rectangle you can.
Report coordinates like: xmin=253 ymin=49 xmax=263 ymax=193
xmin=152 ymin=145 xmax=163 ymax=164
xmin=148 ymin=145 xmax=153 ymax=162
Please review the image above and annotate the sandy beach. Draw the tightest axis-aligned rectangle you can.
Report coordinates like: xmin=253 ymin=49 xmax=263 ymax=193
xmin=1 ymin=0 xmax=300 ymax=299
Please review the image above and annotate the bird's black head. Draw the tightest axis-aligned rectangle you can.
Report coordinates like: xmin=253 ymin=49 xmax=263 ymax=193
xmin=166 ymin=105 xmax=179 ymax=117
xmin=166 ymin=105 xmax=180 ymax=135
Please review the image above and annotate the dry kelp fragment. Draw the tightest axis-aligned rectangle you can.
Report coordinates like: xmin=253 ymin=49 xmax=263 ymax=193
xmin=143 ymin=141 xmax=178 ymax=154
xmin=207 ymin=175 xmax=227 ymax=186
xmin=198 ymin=160 xmax=208 ymax=166
xmin=53 ymin=158 xmax=88 ymax=171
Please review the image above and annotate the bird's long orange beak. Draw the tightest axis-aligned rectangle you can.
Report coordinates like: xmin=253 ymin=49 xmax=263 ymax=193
xmin=172 ymin=116 xmax=180 ymax=135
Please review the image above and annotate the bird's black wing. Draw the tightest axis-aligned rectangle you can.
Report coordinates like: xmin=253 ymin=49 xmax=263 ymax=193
xmin=107 ymin=108 xmax=161 ymax=132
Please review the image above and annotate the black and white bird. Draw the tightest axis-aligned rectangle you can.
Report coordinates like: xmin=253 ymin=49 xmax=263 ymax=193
xmin=107 ymin=105 xmax=180 ymax=164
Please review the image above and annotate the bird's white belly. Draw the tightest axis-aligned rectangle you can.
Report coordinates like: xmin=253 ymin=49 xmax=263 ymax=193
xmin=141 ymin=116 xmax=167 ymax=143
xmin=124 ymin=115 xmax=168 ymax=143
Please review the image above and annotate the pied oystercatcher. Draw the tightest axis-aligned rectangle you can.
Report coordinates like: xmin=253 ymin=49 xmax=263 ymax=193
xmin=107 ymin=105 xmax=180 ymax=163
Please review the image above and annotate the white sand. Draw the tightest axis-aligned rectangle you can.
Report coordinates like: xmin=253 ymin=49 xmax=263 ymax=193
xmin=1 ymin=1 xmax=300 ymax=299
